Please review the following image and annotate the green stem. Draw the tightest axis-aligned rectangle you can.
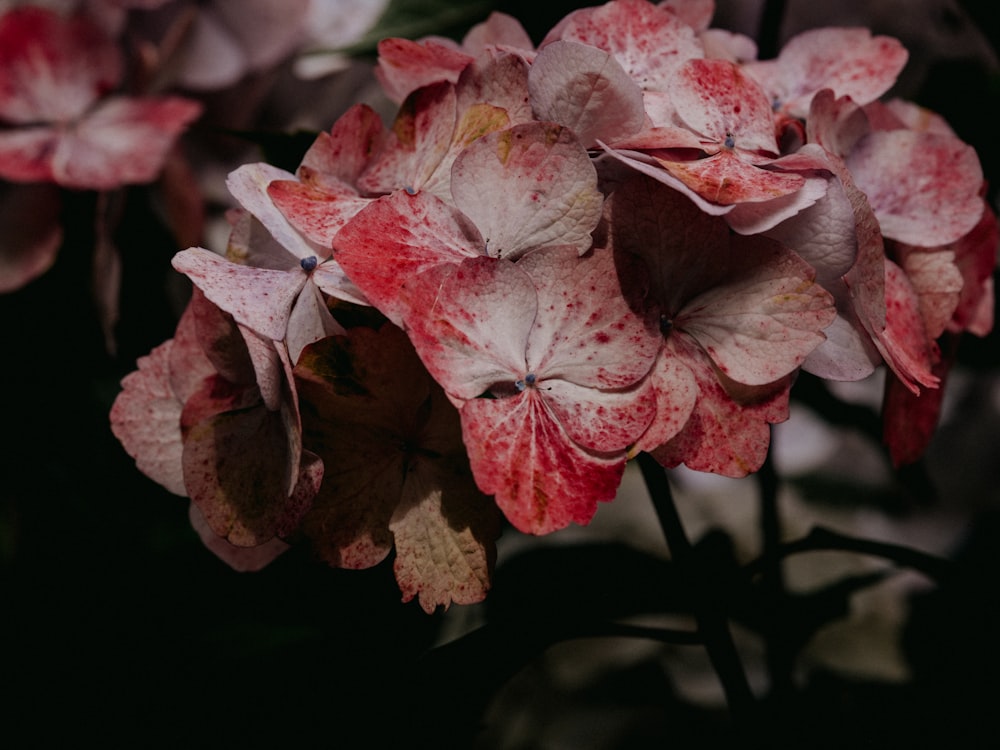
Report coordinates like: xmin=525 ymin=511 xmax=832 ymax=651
xmin=636 ymin=452 xmax=758 ymax=730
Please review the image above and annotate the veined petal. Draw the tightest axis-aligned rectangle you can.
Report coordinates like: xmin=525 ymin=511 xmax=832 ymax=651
xmin=460 ymin=394 xmax=625 ymax=534
xmin=398 ymin=257 xmax=536 ymax=401
xmin=173 ymin=247 xmax=307 ymax=342
xmin=518 ymin=245 xmax=660 ymax=388
xmin=334 ymin=189 xmax=484 ymax=325
xmin=528 ymin=41 xmax=645 ymax=147
xmin=451 ymin=122 xmax=603 ymax=258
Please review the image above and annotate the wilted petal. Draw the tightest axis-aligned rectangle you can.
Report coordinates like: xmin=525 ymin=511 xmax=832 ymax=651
xmin=110 ymin=339 xmax=188 ymax=496
xmin=390 ymin=458 xmax=500 ymax=613
xmin=189 ymin=502 xmax=290 ymax=572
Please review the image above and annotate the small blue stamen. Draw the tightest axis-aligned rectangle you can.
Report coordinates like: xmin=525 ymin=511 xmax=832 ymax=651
xmin=300 ymin=255 xmax=318 ymax=271
xmin=525 ymin=373 xmax=537 ymax=386
xmin=514 ymin=379 xmax=526 ymax=392
xmin=723 ymin=132 xmax=736 ymax=149
xmin=404 ymin=185 xmax=417 ymax=195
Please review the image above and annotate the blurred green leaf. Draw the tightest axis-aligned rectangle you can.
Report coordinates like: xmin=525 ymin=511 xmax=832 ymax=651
xmin=338 ymin=0 xmax=499 ymax=55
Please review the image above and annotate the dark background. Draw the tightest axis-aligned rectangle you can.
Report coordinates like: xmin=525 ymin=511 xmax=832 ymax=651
xmin=3 ymin=1 xmax=999 ymax=747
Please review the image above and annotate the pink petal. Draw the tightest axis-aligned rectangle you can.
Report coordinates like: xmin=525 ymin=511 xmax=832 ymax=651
xmin=659 ymin=0 xmax=715 ymax=32
xmin=267 ymin=177 xmax=370 ymax=248
xmin=669 ymin=58 xmax=777 ymax=154
xmin=657 ymin=150 xmax=807 ymax=206
xmin=846 ymin=129 xmax=985 ymax=247
xmin=894 ymin=245 xmax=963 ymax=340
xmin=632 ymin=350 xmax=698 ymax=453
xmin=528 ymin=41 xmax=646 ymax=147
xmin=455 ymin=50 xmax=535 ymax=127
xmin=650 ymin=337 xmax=791 ymax=477
xmin=375 ymin=37 xmax=474 ymax=104
xmin=397 ymin=257 xmax=537 ymax=401
xmin=228 ymin=162 xmax=320 ymax=260
xmin=745 ymin=27 xmax=908 ymax=119
xmin=800 ymin=308 xmax=880 ymax=382
xmin=678 ymin=238 xmax=835 ymax=385
xmin=110 ymin=339 xmax=188 ymax=496
xmin=461 ymin=11 xmax=534 ymax=55
xmin=300 ymin=103 xmax=386 ymax=187
xmin=460 ymin=395 xmax=626 ymax=534
xmin=0 ymin=127 xmax=59 ymax=183
xmin=47 ymin=96 xmax=202 ymax=189
xmin=542 ymin=377 xmax=656 ymax=453
xmin=172 ymin=246 xmax=307 ymax=342
xmin=0 ymin=6 xmax=120 ymax=123
xmin=949 ymin=204 xmax=999 ymax=336
xmin=333 ymin=190 xmax=484 ymax=325
xmin=542 ymin=0 xmax=703 ymax=94
xmin=871 ymin=259 xmax=939 ymax=394
xmin=518 ymin=245 xmax=660 ymax=388
xmin=451 ymin=122 xmax=603 ymax=258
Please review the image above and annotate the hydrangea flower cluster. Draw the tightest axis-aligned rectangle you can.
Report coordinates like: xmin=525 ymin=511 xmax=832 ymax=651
xmin=110 ymin=0 xmax=996 ymax=612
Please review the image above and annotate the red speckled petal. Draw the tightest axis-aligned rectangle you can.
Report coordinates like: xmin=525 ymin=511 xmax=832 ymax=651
xmin=375 ymin=37 xmax=474 ymax=104
xmin=452 ymin=122 xmax=603 ymax=258
xmin=268 ymin=178 xmax=370 ymax=248
xmin=847 ymin=129 xmax=984 ymax=247
xmin=460 ymin=394 xmax=626 ymax=534
xmin=172 ymin=246 xmax=307 ymax=342
xmin=670 ymin=58 xmax=777 ymax=153
xmin=518 ymin=245 xmax=660 ymax=388
xmin=650 ymin=337 xmax=790 ymax=477
xmin=543 ymin=0 xmax=703 ymax=93
xmin=870 ymin=259 xmax=939 ymax=394
xmin=745 ymin=27 xmax=907 ymax=119
xmin=334 ymin=190 xmax=484 ymax=325
xmin=398 ymin=257 xmax=536 ymax=401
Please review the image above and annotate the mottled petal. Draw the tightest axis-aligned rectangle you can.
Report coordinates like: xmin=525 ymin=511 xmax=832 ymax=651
xmin=460 ymin=395 xmax=625 ymax=534
xmin=451 ymin=122 xmax=603 ymax=258
xmin=846 ymin=129 xmax=985 ymax=247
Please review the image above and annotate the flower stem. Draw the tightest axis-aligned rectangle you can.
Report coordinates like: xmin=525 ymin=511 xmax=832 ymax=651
xmin=636 ymin=452 xmax=758 ymax=731
xmin=757 ymin=445 xmax=795 ymax=701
